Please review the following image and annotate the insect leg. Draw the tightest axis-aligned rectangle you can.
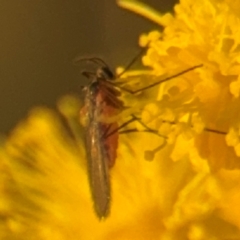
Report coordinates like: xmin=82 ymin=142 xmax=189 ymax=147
xmin=117 ymin=64 xmax=203 ymax=94
xmin=118 ymin=115 xmax=168 ymax=161
xmin=117 ymin=46 xmax=147 ymax=78
xmin=103 ymin=117 xmax=138 ymax=139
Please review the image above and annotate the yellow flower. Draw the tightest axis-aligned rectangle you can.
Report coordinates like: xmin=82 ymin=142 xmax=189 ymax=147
xmin=118 ymin=0 xmax=240 ymax=238
xmin=2 ymin=0 xmax=240 ymax=239
xmin=119 ymin=0 xmax=240 ymax=170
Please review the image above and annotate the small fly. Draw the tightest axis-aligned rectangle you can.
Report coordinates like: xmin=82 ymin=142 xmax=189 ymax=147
xmin=78 ymin=57 xmax=202 ymax=219
xmin=80 ymin=58 xmax=124 ymax=219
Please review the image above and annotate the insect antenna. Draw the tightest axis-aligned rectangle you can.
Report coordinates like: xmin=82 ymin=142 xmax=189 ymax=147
xmin=85 ymin=57 xmax=109 ymax=68
xmin=73 ymin=56 xmax=108 ymax=67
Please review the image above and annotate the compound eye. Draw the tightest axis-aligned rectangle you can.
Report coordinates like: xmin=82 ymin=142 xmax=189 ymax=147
xmin=97 ymin=67 xmax=115 ymax=80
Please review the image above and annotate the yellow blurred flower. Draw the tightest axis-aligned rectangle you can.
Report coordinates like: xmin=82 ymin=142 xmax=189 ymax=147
xmin=2 ymin=0 xmax=240 ymax=239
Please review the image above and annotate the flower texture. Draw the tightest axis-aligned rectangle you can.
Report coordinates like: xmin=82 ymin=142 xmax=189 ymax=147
xmin=2 ymin=0 xmax=240 ymax=239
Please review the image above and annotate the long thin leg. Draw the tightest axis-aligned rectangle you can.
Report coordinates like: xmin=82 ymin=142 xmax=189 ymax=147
xmin=118 ymin=115 xmax=168 ymax=161
xmin=104 ymin=117 xmax=137 ymax=138
xmin=204 ymin=127 xmax=226 ymax=135
xmin=105 ymin=113 xmax=227 ymax=140
xmin=101 ymin=124 xmax=113 ymax=138
xmin=117 ymin=47 xmax=147 ymax=78
xmin=116 ymin=64 xmax=203 ymax=94
xmin=118 ymin=128 xmax=166 ymax=138
xmin=105 ymin=114 xmax=167 ymax=138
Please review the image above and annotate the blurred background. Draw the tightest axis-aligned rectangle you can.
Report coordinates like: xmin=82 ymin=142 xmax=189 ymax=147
xmin=0 ymin=0 xmax=178 ymax=133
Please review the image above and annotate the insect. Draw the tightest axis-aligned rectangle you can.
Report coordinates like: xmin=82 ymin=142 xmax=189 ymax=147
xmin=80 ymin=58 xmax=124 ymax=218
xmin=78 ymin=57 xmax=202 ymax=219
